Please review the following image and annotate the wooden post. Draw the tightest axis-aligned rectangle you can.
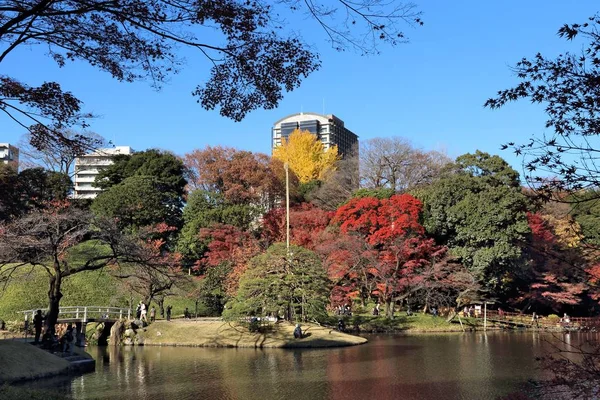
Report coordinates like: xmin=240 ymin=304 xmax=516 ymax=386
xmin=83 ymin=307 xmax=87 ymax=322
xmin=284 ymin=162 xmax=290 ymax=255
xmin=457 ymin=313 xmax=465 ymax=332
xmin=484 ymin=302 xmax=487 ymax=331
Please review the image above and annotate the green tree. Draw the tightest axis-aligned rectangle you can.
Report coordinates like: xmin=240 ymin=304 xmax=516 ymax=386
xmin=177 ymin=190 xmax=257 ymax=262
xmin=224 ymin=244 xmax=330 ymax=322
xmin=95 ymin=149 xmax=187 ymax=197
xmin=416 ymin=151 xmax=530 ymax=292
xmin=0 ymin=166 xmax=71 ymax=222
xmin=0 ymin=164 xmax=20 ymax=222
xmin=91 ymin=176 xmax=183 ymax=231
xmin=570 ymin=190 xmax=600 ymax=247
xmin=196 ymin=263 xmax=232 ymax=316
xmin=18 ymin=167 xmax=72 ymax=206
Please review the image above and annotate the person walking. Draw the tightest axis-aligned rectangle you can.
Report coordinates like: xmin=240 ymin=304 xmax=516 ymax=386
xmin=33 ymin=310 xmax=44 ymax=344
xmin=166 ymin=305 xmax=172 ymax=321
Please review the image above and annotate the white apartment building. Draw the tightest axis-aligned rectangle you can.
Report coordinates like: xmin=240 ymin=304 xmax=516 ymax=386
xmin=272 ymin=112 xmax=358 ymax=157
xmin=0 ymin=143 xmax=19 ymax=171
xmin=72 ymin=146 xmax=132 ymax=199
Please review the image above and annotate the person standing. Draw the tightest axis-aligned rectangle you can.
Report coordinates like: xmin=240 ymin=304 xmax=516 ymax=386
xmin=166 ymin=305 xmax=172 ymax=321
xmin=140 ymin=303 xmax=148 ymax=323
xmin=33 ymin=310 xmax=44 ymax=344
xmin=150 ymin=306 xmax=156 ymax=322
xmin=61 ymin=325 xmax=75 ymax=355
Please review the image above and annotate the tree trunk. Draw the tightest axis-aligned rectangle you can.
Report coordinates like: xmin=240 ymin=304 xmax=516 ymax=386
xmin=385 ymin=298 xmax=393 ymax=318
xmin=157 ymin=297 xmax=165 ymax=317
xmin=46 ymin=272 xmax=63 ymax=336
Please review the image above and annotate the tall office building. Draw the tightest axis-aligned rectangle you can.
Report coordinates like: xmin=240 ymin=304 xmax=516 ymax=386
xmin=272 ymin=113 xmax=358 ymax=157
xmin=72 ymin=146 xmax=132 ymax=199
xmin=0 ymin=143 xmax=19 ymax=171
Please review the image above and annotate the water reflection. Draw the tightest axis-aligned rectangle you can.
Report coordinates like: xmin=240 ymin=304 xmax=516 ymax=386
xmin=24 ymin=331 xmax=600 ymax=400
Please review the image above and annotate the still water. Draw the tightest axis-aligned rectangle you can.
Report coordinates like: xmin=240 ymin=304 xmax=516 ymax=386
xmin=30 ymin=332 xmax=590 ymax=399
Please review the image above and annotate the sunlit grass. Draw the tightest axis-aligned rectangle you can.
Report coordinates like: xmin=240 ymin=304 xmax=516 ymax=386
xmin=142 ymin=320 xmax=367 ymax=348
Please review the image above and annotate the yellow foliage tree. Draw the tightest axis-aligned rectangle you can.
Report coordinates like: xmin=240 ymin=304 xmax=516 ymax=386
xmin=543 ymin=214 xmax=584 ymax=248
xmin=272 ymin=129 xmax=339 ymax=183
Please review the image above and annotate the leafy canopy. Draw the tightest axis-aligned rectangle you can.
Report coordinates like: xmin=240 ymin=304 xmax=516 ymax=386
xmin=416 ymin=152 xmax=530 ymax=291
xmin=1 ymin=1 xmax=421 ymax=148
xmin=224 ymin=244 xmax=330 ymax=322
xmin=272 ymin=129 xmax=339 ymax=183
xmin=485 ymin=15 xmax=600 ymax=201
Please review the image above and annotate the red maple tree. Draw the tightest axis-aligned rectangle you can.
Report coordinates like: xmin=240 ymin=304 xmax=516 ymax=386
xmin=197 ymin=224 xmax=261 ymax=295
xmin=332 ymin=194 xmax=449 ymax=316
xmin=262 ymin=203 xmax=333 ymax=250
xmin=520 ymin=212 xmax=587 ymax=311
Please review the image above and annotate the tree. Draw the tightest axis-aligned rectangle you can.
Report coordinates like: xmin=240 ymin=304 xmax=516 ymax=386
xmin=518 ymin=212 xmax=588 ymax=312
xmin=416 ymin=152 xmax=530 ymax=293
xmin=315 ymin=229 xmax=379 ymax=306
xmin=110 ymin=224 xmax=185 ymax=307
xmin=0 ymin=201 xmax=160 ymax=334
xmin=1 ymin=1 xmax=421 ymax=147
xmin=360 ymin=137 xmax=451 ymax=192
xmin=262 ymin=203 xmax=333 ymax=250
xmin=91 ymin=176 xmax=183 ymax=231
xmin=411 ymin=253 xmax=480 ymax=313
xmin=308 ymin=152 xmax=360 ymax=210
xmin=333 ymin=194 xmax=424 ymax=245
xmin=485 ymin=15 xmax=600 ymax=202
xmin=0 ymin=165 xmax=71 ymax=222
xmin=177 ymin=190 xmax=258 ymax=263
xmin=570 ymin=190 xmax=600 ymax=247
xmin=224 ymin=244 xmax=330 ymax=322
xmin=0 ymin=163 xmax=21 ymax=221
xmin=333 ymin=193 xmax=444 ymax=316
xmin=18 ymin=130 xmax=107 ymax=176
xmin=272 ymin=129 xmax=339 ymax=183
xmin=184 ymin=146 xmax=283 ymax=207
xmin=196 ymin=224 xmax=261 ymax=296
xmin=95 ymin=149 xmax=187 ymax=197
xmin=17 ymin=167 xmax=72 ymax=208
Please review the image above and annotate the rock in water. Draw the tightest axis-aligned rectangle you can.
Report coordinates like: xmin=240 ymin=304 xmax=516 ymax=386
xmin=109 ymin=320 xmax=125 ymax=346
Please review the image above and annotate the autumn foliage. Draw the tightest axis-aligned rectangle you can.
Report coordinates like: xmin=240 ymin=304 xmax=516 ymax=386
xmin=196 ymin=224 xmax=261 ymax=295
xmin=272 ymin=129 xmax=339 ymax=183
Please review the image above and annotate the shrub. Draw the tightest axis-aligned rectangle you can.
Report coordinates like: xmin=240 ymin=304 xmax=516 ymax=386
xmin=547 ymin=314 xmax=560 ymax=322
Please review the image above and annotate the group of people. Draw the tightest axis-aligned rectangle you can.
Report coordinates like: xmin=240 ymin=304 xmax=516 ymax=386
xmin=134 ymin=302 xmax=181 ymax=322
xmin=335 ymin=304 xmax=352 ymax=316
xmin=462 ymin=306 xmax=476 ymax=318
xmin=135 ymin=302 xmax=157 ymax=323
xmin=32 ymin=310 xmax=75 ymax=354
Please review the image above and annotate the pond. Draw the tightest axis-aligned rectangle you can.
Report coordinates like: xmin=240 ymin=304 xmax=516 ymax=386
xmin=28 ymin=331 xmax=592 ymax=399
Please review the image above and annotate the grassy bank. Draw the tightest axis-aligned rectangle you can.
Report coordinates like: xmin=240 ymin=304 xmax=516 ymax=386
xmin=0 ymin=340 xmax=70 ymax=383
xmin=0 ymin=266 xmax=201 ymax=325
xmin=141 ymin=320 xmax=367 ymax=348
xmin=327 ymin=313 xmax=486 ymax=333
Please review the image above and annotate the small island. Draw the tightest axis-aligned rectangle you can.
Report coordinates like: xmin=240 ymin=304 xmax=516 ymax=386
xmin=136 ymin=320 xmax=367 ymax=348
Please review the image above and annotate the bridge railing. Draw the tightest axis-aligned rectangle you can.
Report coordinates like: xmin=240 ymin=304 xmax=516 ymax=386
xmin=479 ymin=309 xmax=600 ymax=329
xmin=21 ymin=306 xmax=131 ymax=322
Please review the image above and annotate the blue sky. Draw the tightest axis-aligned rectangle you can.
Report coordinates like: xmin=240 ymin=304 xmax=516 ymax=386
xmin=2 ymin=1 xmax=599 ymax=175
